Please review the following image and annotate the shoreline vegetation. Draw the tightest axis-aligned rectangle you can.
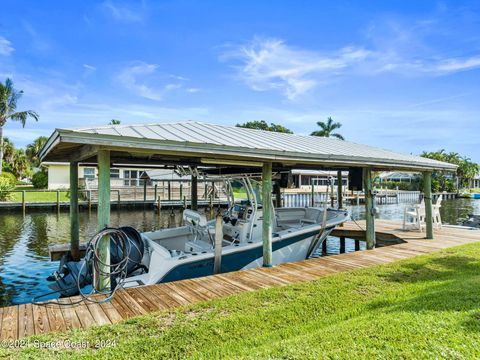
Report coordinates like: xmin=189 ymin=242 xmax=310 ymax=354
xmin=2 ymin=242 xmax=480 ymax=359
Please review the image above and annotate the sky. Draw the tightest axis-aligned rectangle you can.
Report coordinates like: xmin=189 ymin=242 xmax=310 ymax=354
xmin=1 ymin=0 xmax=479 ymax=161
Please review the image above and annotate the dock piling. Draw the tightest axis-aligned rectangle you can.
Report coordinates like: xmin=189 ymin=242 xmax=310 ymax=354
xmin=191 ymin=172 xmax=198 ymax=211
xmin=70 ymin=161 xmax=80 ymax=261
xmin=424 ymin=172 xmax=434 ymax=239
xmin=95 ymin=150 xmax=111 ymax=292
xmin=262 ymin=162 xmax=273 ymax=267
xmin=213 ymin=213 xmax=223 ymax=274
xmin=363 ymin=168 xmax=376 ymax=250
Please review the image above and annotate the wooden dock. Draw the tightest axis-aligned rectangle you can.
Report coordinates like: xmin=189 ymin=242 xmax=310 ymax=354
xmin=1 ymin=220 xmax=479 ymax=340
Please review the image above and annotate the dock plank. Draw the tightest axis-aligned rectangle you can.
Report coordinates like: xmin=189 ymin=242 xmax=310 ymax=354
xmin=32 ymin=303 xmax=51 ymax=335
xmin=17 ymin=304 xmax=34 ymax=339
xmin=1 ymin=305 xmax=18 ymax=340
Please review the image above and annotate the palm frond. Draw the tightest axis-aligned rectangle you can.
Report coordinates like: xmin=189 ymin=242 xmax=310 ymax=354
xmin=8 ymin=110 xmax=39 ymax=127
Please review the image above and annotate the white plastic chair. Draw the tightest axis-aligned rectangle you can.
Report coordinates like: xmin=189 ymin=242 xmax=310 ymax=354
xmin=433 ymin=194 xmax=442 ymax=229
xmin=403 ymin=195 xmax=442 ymax=231
xmin=403 ymin=198 xmax=425 ymax=230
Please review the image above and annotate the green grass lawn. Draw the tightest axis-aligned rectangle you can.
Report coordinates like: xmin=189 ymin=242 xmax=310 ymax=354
xmin=3 ymin=242 xmax=480 ymax=359
xmin=5 ymin=186 xmax=70 ymax=203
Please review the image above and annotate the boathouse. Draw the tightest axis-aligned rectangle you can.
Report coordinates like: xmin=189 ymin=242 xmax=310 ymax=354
xmin=39 ymin=121 xmax=456 ymax=288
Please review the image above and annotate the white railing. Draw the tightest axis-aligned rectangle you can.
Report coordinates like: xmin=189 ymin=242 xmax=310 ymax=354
xmin=282 ymin=190 xmax=422 ymax=208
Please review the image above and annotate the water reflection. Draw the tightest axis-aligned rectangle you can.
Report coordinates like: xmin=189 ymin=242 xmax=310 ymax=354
xmin=0 ymin=199 xmax=478 ymax=306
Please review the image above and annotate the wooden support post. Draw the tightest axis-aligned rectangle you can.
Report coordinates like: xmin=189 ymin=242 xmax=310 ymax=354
xmin=322 ymin=239 xmax=327 ymax=255
xmin=337 ymin=170 xmax=343 ymax=209
xmin=330 ymin=178 xmax=335 ymax=207
xmin=179 ymin=183 xmax=183 ymax=200
xmin=154 ymin=184 xmax=158 ymax=204
xmin=22 ymin=190 xmax=26 ymax=214
xmin=262 ymin=162 xmax=273 ymax=267
xmin=157 ymin=195 xmax=161 ymax=214
xmin=213 ymin=213 xmax=223 ymax=274
xmin=354 ymin=239 xmax=360 ymax=251
xmin=143 ymin=179 xmax=147 ymax=202
xmin=95 ymin=150 xmax=111 ymax=292
xmin=275 ymin=183 xmax=282 ymax=208
xmin=310 ymin=184 xmax=314 ymax=207
xmin=56 ymin=190 xmax=60 ymax=212
xmin=339 ymin=236 xmax=346 ymax=254
xmin=168 ymin=181 xmax=171 ymax=201
xmin=363 ymin=168 xmax=376 ymax=250
xmin=423 ymin=171 xmax=434 ymax=240
xmin=70 ymin=161 xmax=80 ymax=261
xmin=191 ymin=173 xmax=198 ymax=211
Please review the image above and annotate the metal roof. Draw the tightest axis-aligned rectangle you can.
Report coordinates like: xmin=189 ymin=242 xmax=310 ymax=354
xmin=40 ymin=121 xmax=456 ymax=171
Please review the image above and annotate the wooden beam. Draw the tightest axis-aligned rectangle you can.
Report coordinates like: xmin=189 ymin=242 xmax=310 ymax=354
xmin=70 ymin=144 xmax=99 ymax=162
xmin=69 ymin=161 xmax=80 ymax=261
xmin=262 ymin=162 xmax=273 ymax=267
xmin=423 ymin=171 xmax=434 ymax=239
xmin=95 ymin=150 xmax=111 ymax=292
xmin=363 ymin=168 xmax=376 ymax=249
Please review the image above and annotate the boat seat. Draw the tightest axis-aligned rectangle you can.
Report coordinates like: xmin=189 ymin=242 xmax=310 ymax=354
xmin=183 ymin=209 xmax=208 ymax=227
xmin=182 ymin=209 xmax=213 ymax=244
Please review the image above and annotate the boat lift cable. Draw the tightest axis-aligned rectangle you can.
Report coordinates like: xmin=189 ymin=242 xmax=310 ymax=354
xmin=32 ymin=227 xmax=135 ymax=306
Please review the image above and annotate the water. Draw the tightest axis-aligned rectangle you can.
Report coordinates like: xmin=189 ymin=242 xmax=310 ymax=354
xmin=0 ymin=199 xmax=478 ymax=306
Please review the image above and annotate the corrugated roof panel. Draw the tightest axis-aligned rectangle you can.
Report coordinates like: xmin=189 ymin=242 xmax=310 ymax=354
xmin=44 ymin=121 xmax=456 ymax=170
xmin=94 ymin=127 xmax=122 ymax=136
xmin=131 ymin=125 xmax=165 ymax=139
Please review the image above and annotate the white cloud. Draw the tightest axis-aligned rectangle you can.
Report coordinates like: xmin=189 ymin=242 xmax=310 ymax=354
xmin=116 ymin=62 xmax=184 ymax=101
xmin=432 ymin=56 xmax=480 ymax=73
xmin=102 ymin=1 xmax=144 ymax=22
xmin=187 ymin=88 xmax=200 ymax=93
xmin=83 ymin=64 xmax=96 ymax=71
xmin=222 ymin=38 xmax=371 ymax=100
xmin=0 ymin=36 xmax=14 ymax=56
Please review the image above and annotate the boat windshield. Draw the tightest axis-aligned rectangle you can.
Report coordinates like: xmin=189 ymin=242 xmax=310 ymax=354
xmin=250 ymin=180 xmax=263 ymax=206
xmin=227 ymin=178 xmax=263 ymax=206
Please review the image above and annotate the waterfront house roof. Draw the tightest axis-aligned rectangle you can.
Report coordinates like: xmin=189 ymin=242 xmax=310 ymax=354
xmin=40 ymin=121 xmax=457 ymax=172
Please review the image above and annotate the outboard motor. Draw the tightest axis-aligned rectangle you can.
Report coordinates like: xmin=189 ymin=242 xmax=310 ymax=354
xmin=47 ymin=226 xmax=147 ymax=297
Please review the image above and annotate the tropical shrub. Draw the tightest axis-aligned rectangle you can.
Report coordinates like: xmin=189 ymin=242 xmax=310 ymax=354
xmin=31 ymin=170 xmax=48 ymax=189
xmin=0 ymin=171 xmax=17 ymax=186
xmin=0 ymin=174 xmax=15 ymax=200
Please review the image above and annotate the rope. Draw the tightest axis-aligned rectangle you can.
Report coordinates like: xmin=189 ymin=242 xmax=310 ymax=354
xmin=33 ymin=227 xmax=135 ymax=306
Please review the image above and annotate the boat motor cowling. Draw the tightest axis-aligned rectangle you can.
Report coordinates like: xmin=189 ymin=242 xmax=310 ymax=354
xmin=110 ymin=226 xmax=145 ymax=274
xmin=47 ymin=226 xmax=147 ymax=297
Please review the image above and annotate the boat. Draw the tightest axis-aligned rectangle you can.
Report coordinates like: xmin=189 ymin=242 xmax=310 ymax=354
xmin=462 ymin=214 xmax=480 ymax=228
xmin=47 ymin=176 xmax=349 ymax=296
xmin=471 ymin=193 xmax=480 ymax=199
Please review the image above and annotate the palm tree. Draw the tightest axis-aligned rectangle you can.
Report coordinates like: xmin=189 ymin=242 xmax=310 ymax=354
xmin=26 ymin=136 xmax=48 ymax=168
xmin=11 ymin=149 xmax=30 ymax=179
xmin=0 ymin=78 xmax=39 ymax=174
xmin=310 ymin=117 xmax=344 ymax=140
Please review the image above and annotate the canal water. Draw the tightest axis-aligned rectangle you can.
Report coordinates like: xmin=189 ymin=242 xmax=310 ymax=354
xmin=0 ymin=198 xmax=479 ymax=306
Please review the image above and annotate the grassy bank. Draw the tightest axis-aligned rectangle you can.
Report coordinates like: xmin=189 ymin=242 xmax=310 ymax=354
xmin=3 ymin=242 xmax=480 ymax=359
xmin=5 ymin=186 xmax=70 ymax=203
